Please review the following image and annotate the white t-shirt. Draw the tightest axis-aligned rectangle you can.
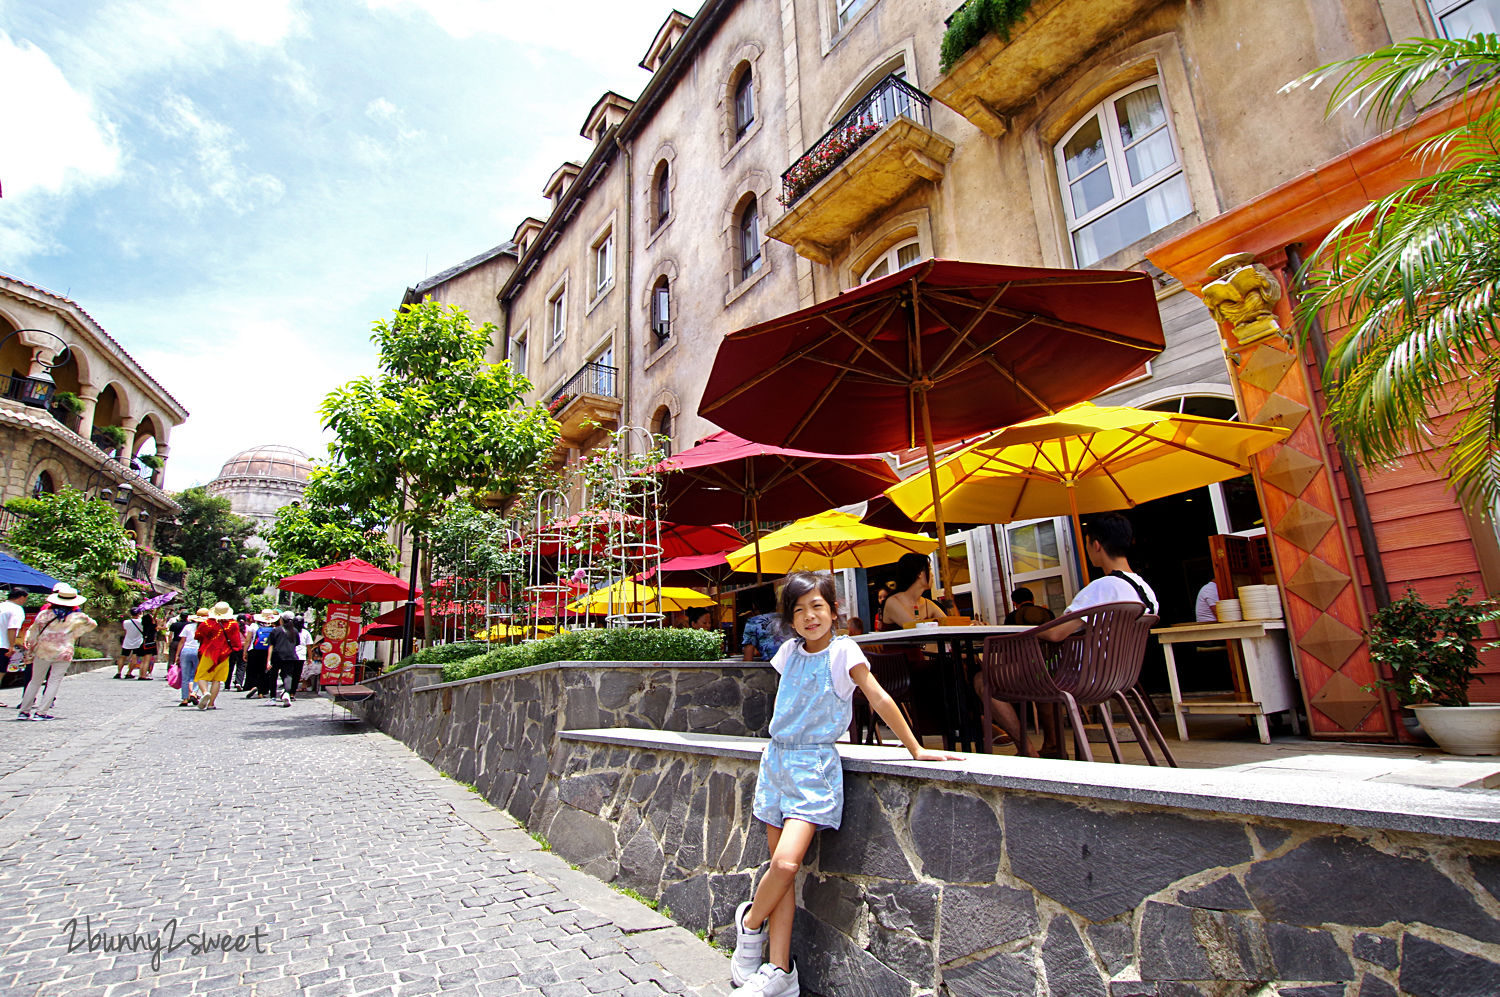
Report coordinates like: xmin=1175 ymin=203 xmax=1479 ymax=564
xmin=122 ymin=617 xmax=145 ymax=649
xmin=180 ymin=622 xmax=199 ymax=652
xmin=1194 ymin=581 xmax=1219 ymax=622
xmin=1066 ymin=571 xmax=1158 ymax=616
xmin=0 ymin=601 xmax=24 ymax=650
xmin=296 ymin=628 xmax=313 ymax=662
xmin=769 ymin=635 xmax=868 ymax=701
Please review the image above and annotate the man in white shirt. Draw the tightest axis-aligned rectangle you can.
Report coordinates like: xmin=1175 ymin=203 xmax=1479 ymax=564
xmin=1 ymin=588 xmax=28 ymax=706
xmin=1041 ymin=513 xmax=1157 ymax=639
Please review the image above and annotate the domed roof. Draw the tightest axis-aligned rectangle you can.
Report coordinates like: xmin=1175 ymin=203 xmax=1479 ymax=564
xmin=216 ymin=445 xmax=313 ymax=483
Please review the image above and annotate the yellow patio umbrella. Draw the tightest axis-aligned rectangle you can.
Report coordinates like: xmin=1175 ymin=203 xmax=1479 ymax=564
xmin=884 ymin=403 xmax=1291 ymax=557
xmin=566 ymin=579 xmax=716 ymax=615
xmin=724 ymin=509 xmax=937 ymax=575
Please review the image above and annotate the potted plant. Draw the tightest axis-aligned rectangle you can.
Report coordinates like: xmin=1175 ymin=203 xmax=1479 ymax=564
xmin=138 ymin=454 xmax=164 ymax=473
xmin=1365 ymin=585 xmax=1500 ymax=755
xmin=50 ymin=390 xmax=84 ymax=430
xmin=93 ymin=424 xmax=128 ymax=454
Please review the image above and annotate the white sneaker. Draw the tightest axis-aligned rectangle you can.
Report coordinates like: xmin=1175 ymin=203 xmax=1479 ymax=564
xmin=730 ymin=962 xmax=799 ymax=997
xmin=730 ymin=901 xmax=766 ymax=986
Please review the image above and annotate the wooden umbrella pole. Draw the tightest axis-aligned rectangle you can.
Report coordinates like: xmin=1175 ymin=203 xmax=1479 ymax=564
xmin=751 ymin=493 xmax=763 ymax=583
xmin=918 ymin=387 xmax=952 ymax=599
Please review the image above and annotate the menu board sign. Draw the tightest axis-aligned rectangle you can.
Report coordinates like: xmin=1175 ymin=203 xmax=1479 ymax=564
xmin=319 ymin=603 xmax=361 ymax=685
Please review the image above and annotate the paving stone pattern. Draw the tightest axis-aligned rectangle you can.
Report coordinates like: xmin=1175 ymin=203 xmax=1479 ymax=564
xmin=0 ymin=671 xmax=732 ymax=997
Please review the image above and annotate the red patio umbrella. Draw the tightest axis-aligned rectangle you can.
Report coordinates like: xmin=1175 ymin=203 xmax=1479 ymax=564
xmin=651 ymin=430 xmax=899 ymax=576
xmin=697 ymin=260 xmax=1165 ymax=589
xmin=532 ymin=512 xmax=747 ymax=561
xmin=278 ymin=558 xmax=410 ymax=604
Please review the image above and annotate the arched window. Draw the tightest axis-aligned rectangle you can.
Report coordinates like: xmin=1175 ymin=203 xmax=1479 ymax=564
xmin=738 ymin=198 xmax=762 ymax=282
xmin=654 ymin=407 xmax=673 ymax=456
xmin=652 ymin=277 xmax=671 ymax=345
xmin=1055 ymin=77 xmax=1190 ymax=266
xmin=733 ymin=66 xmax=756 ymax=138
xmin=860 ymin=238 xmax=924 ymax=283
xmin=32 ymin=470 xmax=54 ymax=497
xmin=654 ymin=162 xmax=671 ymax=229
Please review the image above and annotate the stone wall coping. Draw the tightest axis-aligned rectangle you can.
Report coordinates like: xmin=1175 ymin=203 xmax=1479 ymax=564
xmin=397 ymin=658 xmax=773 ymax=692
xmin=365 ymin=664 xmax=444 ymax=687
xmin=560 ymin=728 xmax=1500 ymax=843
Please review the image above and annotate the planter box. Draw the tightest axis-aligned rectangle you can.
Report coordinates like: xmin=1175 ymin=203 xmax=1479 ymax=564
xmin=932 ymin=0 xmax=1172 ymax=136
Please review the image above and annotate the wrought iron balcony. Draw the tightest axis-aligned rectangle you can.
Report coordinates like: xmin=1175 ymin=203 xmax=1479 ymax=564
xmin=548 ymin=361 xmax=622 ymax=441
xmin=768 ymin=75 xmax=954 ymax=263
xmin=780 ymin=75 xmax=933 ymax=208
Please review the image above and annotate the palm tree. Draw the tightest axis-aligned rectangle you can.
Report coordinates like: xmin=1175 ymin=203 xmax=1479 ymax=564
xmin=1287 ymin=35 xmax=1500 ymax=512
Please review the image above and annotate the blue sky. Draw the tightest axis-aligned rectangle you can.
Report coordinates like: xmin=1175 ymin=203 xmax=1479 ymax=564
xmin=0 ymin=0 xmax=677 ymax=487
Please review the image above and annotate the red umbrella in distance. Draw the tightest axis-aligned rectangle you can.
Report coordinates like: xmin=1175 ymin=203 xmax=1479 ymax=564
xmin=652 ymin=431 xmax=900 ymax=577
xmin=697 ymin=260 xmax=1165 ymax=589
xmin=278 ymin=558 xmax=409 ymax=604
xmin=532 ymin=512 xmax=747 ymax=560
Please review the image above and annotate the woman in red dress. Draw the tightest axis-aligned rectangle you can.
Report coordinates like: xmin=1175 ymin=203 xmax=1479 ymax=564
xmin=192 ymin=602 xmax=244 ymax=710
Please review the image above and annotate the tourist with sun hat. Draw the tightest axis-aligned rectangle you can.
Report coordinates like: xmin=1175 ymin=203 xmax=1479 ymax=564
xmin=16 ymin=584 xmax=97 ymax=721
xmin=192 ymin=602 xmax=243 ymax=710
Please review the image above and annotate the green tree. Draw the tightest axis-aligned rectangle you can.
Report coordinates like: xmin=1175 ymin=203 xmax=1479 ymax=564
xmin=320 ymin=300 xmax=558 ymax=640
xmin=154 ymin=486 xmax=263 ymax=610
xmin=4 ymin=488 xmax=138 ymax=621
xmin=1289 ymin=35 xmax=1500 ymax=511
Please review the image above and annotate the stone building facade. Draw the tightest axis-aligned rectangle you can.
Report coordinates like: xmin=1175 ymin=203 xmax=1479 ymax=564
xmin=0 ymin=272 xmax=187 ymax=578
xmin=403 ymin=0 xmax=1494 ymax=730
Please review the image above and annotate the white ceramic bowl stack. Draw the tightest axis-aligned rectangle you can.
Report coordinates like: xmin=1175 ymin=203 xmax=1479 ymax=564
xmin=1213 ymin=599 xmax=1243 ymax=622
xmin=1238 ymin=584 xmax=1284 ymax=621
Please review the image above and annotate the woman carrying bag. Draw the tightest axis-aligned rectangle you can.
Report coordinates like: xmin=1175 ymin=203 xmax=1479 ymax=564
xmin=192 ymin=602 xmax=243 ymax=710
xmin=17 ymin=584 xmax=97 ymax=721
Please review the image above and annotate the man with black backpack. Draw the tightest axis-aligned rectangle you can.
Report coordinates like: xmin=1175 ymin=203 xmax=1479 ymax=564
xmin=1039 ymin=513 xmax=1157 ymax=642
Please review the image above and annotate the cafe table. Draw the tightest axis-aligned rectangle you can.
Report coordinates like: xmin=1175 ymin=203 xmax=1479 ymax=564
xmin=851 ymin=625 xmax=1029 ymax=752
xmin=1150 ymin=619 xmax=1300 ymax=744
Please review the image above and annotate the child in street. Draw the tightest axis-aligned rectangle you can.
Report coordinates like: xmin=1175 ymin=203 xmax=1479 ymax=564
xmin=730 ymin=571 xmax=959 ymax=996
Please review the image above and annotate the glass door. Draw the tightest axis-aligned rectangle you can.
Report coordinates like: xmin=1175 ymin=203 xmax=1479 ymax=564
xmin=1000 ymin=517 xmax=1076 ymax=618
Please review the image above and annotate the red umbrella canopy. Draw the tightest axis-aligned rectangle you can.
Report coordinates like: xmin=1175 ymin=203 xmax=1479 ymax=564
xmin=698 ymin=259 xmax=1166 ymax=453
xmin=651 ymin=430 xmax=899 ymax=526
xmin=532 ymin=511 xmax=747 ymax=559
xmin=278 ymin=558 xmax=409 ymax=604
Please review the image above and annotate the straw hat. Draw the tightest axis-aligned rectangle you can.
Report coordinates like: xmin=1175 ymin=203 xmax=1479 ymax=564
xmin=254 ymin=610 xmax=280 ymax=624
xmin=193 ymin=607 xmax=211 ymax=622
xmin=46 ymin=583 xmax=86 ymax=607
xmin=207 ymin=602 xmax=235 ymax=620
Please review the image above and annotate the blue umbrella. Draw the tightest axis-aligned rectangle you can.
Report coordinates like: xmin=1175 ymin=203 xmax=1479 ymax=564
xmin=0 ymin=551 xmax=58 ymax=592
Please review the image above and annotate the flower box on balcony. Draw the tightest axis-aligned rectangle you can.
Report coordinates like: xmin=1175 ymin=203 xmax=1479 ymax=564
xmin=931 ymin=0 xmax=1171 ymax=137
xmin=769 ymin=119 xmax=954 ymax=264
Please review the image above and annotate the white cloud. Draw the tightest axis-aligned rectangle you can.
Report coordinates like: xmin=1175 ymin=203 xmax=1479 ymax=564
xmin=0 ymin=31 xmax=123 ymax=258
xmin=69 ymin=0 xmax=306 ymax=87
xmin=133 ymin=311 xmax=368 ymax=488
xmin=362 ymin=0 xmax=661 ymax=65
xmin=150 ymin=91 xmax=286 ymax=215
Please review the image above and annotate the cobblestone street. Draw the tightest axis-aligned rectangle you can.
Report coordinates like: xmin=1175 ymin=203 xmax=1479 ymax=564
xmin=0 ymin=669 xmax=732 ymax=997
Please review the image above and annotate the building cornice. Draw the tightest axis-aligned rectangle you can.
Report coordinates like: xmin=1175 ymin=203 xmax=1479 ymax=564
xmin=0 ymin=273 xmax=190 ymax=422
xmin=0 ymin=400 xmax=180 ymax=512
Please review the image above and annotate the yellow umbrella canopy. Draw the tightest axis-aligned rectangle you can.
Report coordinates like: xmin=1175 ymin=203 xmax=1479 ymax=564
xmin=725 ymin=509 xmax=937 ymax=575
xmin=884 ymin=403 xmax=1290 ymax=555
xmin=566 ymin=579 xmax=716 ymax=614
xmin=472 ymin=623 xmax=559 ymax=640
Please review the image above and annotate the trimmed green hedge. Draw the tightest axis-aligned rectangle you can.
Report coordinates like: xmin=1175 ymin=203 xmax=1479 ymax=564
xmin=383 ymin=641 xmax=488 ymax=674
xmin=940 ymin=0 xmax=1035 ymax=74
xmin=442 ymin=627 xmax=725 ymax=683
xmin=74 ymin=647 xmax=105 ymax=660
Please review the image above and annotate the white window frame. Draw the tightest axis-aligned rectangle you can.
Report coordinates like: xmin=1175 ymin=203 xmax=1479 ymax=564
xmin=837 ymin=0 xmax=869 ymax=28
xmin=593 ymin=230 xmax=614 ymax=297
xmin=549 ymin=285 xmax=567 ymax=345
xmin=1055 ymin=77 xmax=1189 ymax=265
xmin=652 ymin=278 xmax=671 ymax=343
xmin=1430 ymin=0 xmax=1500 ymax=35
xmin=859 ymin=238 xmax=924 ymax=283
xmin=739 ymin=199 xmax=762 ymax=282
xmin=733 ymin=68 xmax=756 ymax=138
xmin=654 ymin=164 xmax=671 ymax=228
xmin=511 ymin=325 xmax=529 ymax=378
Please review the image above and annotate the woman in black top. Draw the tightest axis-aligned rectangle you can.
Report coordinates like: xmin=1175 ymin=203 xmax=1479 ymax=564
xmin=267 ymin=613 xmax=303 ymax=707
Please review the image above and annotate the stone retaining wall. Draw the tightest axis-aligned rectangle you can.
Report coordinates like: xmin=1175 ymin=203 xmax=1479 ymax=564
xmin=355 ymin=660 xmax=777 ymax=828
xmin=552 ymin=730 xmax=1500 ymax=997
xmin=355 ymin=664 xmax=1500 ymax=997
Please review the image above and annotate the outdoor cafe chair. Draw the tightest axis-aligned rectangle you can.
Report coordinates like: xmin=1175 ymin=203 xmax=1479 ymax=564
xmin=849 ymin=649 xmax=923 ymax=746
xmin=980 ymin=602 xmax=1178 ymax=766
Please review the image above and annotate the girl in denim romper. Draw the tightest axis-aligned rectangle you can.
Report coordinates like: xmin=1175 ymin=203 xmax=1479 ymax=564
xmin=729 ymin=572 xmax=958 ymax=997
